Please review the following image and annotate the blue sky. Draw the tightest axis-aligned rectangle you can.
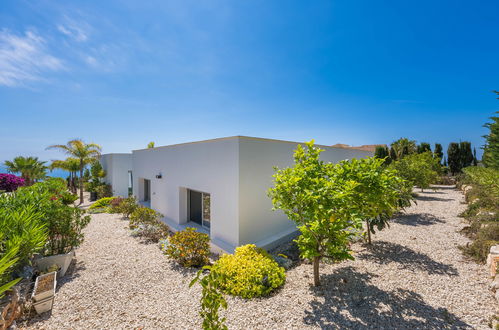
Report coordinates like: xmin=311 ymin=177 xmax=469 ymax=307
xmin=0 ymin=0 xmax=497 ymax=161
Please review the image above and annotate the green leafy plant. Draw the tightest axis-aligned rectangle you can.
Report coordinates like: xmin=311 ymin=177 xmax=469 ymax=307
xmin=190 ymin=266 xmax=228 ymax=330
xmin=457 ymin=166 xmax=499 ymax=263
xmin=210 ymin=244 xmax=285 ymax=298
xmin=0 ymin=243 xmax=21 ymax=299
xmin=116 ymin=196 xmax=139 ymax=219
xmin=0 ymin=192 xmax=47 ymax=270
xmin=390 ymin=151 xmax=440 ymax=192
xmin=129 ymin=207 xmax=163 ymax=228
xmin=7 ymin=179 xmax=91 ymax=256
xmin=268 ymin=141 xmax=363 ymax=286
xmin=166 ymin=228 xmax=210 ymax=267
xmin=338 ymin=157 xmax=410 ymax=244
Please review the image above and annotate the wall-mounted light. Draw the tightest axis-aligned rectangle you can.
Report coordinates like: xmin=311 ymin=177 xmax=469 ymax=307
xmin=156 ymin=173 xmax=162 ymax=179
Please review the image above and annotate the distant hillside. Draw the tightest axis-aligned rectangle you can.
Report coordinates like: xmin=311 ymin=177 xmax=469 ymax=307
xmin=331 ymin=144 xmax=385 ymax=153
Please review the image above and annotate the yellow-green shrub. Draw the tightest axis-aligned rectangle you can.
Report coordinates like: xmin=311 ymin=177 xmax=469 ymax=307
xmin=129 ymin=207 xmax=162 ymax=229
xmin=211 ymin=244 xmax=285 ymax=299
xmin=165 ymin=228 xmax=210 ymax=267
xmin=89 ymin=197 xmax=115 ymax=210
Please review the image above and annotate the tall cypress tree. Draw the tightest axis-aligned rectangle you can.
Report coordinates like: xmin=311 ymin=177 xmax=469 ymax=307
xmin=417 ymin=142 xmax=431 ymax=154
xmin=482 ymin=92 xmax=499 ymax=169
xmin=447 ymin=143 xmax=461 ymax=175
xmin=473 ymin=148 xmax=478 ymax=166
xmin=374 ymin=146 xmax=390 ymax=164
xmin=389 ymin=146 xmax=397 ymax=161
xmin=459 ymin=141 xmax=474 ymax=169
xmin=434 ymin=143 xmax=443 ymax=163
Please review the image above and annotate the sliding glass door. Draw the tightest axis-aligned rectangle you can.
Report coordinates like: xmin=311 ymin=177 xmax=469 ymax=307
xmin=189 ymin=190 xmax=210 ymax=229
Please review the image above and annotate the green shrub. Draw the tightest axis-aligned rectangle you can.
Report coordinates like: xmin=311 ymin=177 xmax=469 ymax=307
xmin=0 ymin=242 xmax=21 ymax=299
xmin=211 ymin=244 xmax=286 ymax=299
xmin=95 ymin=184 xmax=112 ymax=198
xmin=13 ymin=179 xmax=91 ymax=256
xmin=129 ymin=207 xmax=163 ymax=228
xmin=458 ymin=166 xmax=499 ymax=263
xmin=89 ymin=197 xmax=116 ymax=210
xmin=131 ymin=222 xmax=170 ymax=242
xmin=166 ymin=228 xmax=210 ymax=267
xmin=460 ymin=223 xmax=499 ymax=263
xmin=129 ymin=207 xmax=168 ymax=242
xmin=109 ymin=197 xmax=124 ymax=213
xmin=390 ymin=151 xmax=440 ymax=192
xmin=116 ymin=196 xmax=139 ymax=219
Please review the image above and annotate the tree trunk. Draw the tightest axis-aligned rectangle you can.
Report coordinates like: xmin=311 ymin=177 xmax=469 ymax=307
xmin=366 ymin=219 xmax=372 ymax=244
xmin=79 ymin=161 xmax=84 ymax=204
xmin=313 ymin=256 xmax=320 ymax=286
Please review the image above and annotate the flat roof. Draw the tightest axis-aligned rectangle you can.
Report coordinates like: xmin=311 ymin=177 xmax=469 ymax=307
xmin=132 ymin=135 xmax=373 ymax=153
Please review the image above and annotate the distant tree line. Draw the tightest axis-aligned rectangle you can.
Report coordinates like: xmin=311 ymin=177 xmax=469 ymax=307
xmin=374 ymin=138 xmax=478 ymax=175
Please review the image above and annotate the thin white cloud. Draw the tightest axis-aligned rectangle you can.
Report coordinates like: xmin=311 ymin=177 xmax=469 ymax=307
xmin=0 ymin=30 xmax=64 ymax=87
xmin=57 ymin=16 xmax=89 ymax=42
xmin=84 ymin=55 xmax=98 ymax=67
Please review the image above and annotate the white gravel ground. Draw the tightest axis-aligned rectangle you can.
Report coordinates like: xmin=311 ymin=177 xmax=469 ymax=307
xmin=22 ymin=186 xmax=497 ymax=329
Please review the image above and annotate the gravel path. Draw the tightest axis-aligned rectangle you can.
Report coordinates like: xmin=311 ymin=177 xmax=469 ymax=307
xmin=23 ymin=186 xmax=497 ymax=329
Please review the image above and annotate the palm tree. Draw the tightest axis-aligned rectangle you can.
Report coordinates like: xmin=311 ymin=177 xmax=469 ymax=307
xmin=49 ymin=158 xmax=80 ymax=194
xmin=4 ymin=156 xmax=47 ymax=185
xmin=47 ymin=139 xmax=102 ymax=204
xmin=390 ymin=138 xmax=417 ymax=160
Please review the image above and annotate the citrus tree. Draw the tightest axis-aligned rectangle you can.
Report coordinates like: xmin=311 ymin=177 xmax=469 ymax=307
xmin=390 ymin=151 xmax=440 ymax=192
xmin=338 ymin=157 xmax=409 ymax=244
xmin=268 ymin=141 xmax=362 ymax=286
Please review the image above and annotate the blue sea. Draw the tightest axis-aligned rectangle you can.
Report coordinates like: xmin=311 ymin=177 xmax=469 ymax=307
xmin=0 ymin=165 xmax=70 ymax=179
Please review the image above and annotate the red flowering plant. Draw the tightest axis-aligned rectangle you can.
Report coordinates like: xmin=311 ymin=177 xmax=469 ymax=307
xmin=0 ymin=173 xmax=25 ymax=192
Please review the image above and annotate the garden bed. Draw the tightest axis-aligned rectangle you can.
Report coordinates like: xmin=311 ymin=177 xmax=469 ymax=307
xmin=21 ymin=186 xmax=497 ymax=329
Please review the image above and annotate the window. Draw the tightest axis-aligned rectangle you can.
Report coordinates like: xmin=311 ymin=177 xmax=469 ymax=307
xmin=188 ymin=189 xmax=211 ymax=229
xmin=202 ymin=193 xmax=210 ymax=228
xmin=128 ymin=171 xmax=133 ymax=196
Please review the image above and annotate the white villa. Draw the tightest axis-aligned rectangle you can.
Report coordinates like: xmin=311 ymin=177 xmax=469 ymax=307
xmin=100 ymin=136 xmax=372 ymax=253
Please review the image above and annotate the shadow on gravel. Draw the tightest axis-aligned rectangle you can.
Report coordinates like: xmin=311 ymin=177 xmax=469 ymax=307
xmin=392 ymin=213 xmax=444 ymax=226
xmin=415 ymin=195 xmax=454 ymax=202
xmin=304 ymin=266 xmax=470 ymax=329
xmin=358 ymin=241 xmax=458 ymax=276
xmin=57 ymin=259 xmax=85 ymax=287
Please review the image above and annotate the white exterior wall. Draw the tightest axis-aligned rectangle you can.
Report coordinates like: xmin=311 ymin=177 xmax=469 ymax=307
xmin=128 ymin=136 xmax=372 ymax=253
xmin=238 ymin=138 xmax=373 ymax=250
xmin=100 ymin=153 xmax=132 ymax=197
xmin=132 ymin=139 xmax=240 ymax=252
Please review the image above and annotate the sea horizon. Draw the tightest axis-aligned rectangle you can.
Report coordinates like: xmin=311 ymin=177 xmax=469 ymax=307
xmin=0 ymin=165 xmax=70 ymax=179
